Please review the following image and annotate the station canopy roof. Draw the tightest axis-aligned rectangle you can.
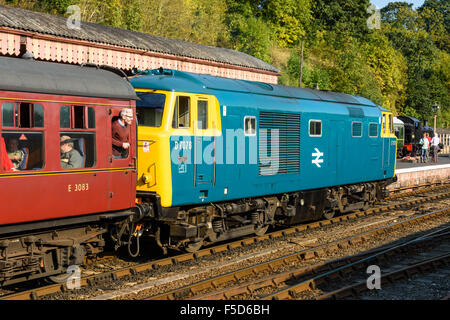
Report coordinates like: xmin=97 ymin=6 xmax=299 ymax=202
xmin=0 ymin=5 xmax=279 ymax=74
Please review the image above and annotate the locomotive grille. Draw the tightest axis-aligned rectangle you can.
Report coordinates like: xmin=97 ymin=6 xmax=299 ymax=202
xmin=259 ymin=111 xmax=300 ymax=176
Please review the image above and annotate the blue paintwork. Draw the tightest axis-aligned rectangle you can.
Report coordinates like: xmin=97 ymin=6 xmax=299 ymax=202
xmin=130 ymin=69 xmax=396 ymax=207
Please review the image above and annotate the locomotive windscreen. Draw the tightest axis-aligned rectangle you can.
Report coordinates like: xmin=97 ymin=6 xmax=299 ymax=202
xmin=136 ymin=92 xmax=166 ymax=127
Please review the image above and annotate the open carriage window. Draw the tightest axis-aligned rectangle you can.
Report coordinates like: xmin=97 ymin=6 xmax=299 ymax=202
xmin=2 ymin=102 xmax=44 ymax=128
xmin=60 ymin=105 xmax=95 ymax=129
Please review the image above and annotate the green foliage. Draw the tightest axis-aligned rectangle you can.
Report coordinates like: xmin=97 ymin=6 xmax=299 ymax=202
xmin=261 ymin=0 xmax=312 ymax=47
xmin=310 ymin=0 xmax=371 ymax=37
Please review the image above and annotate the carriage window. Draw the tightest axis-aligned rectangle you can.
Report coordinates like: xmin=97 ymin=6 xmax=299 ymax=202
xmin=59 ymin=106 xmax=96 ymax=169
xmin=197 ymin=100 xmax=208 ymax=130
xmin=34 ymin=104 xmax=44 ymax=127
xmin=60 ymin=105 xmax=95 ymax=129
xmin=60 ymin=132 xmax=96 ymax=169
xmin=1 ymin=132 xmax=45 ymax=171
xmin=309 ymin=120 xmax=322 ymax=137
xmin=369 ymin=123 xmax=378 ymax=137
xmin=1 ymin=102 xmax=45 ymax=172
xmin=382 ymin=114 xmax=386 ymax=133
xmin=88 ymin=107 xmax=95 ymax=128
xmin=172 ymin=96 xmax=190 ymax=128
xmin=352 ymin=122 xmax=362 ymax=137
xmin=60 ymin=106 xmax=70 ymax=128
xmin=2 ymin=103 xmax=14 ymax=127
xmin=244 ymin=116 xmax=256 ymax=136
xmin=2 ymin=102 xmax=44 ymax=128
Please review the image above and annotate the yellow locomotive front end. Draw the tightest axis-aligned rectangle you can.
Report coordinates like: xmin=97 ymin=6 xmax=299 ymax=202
xmin=135 ymin=89 xmax=174 ymax=207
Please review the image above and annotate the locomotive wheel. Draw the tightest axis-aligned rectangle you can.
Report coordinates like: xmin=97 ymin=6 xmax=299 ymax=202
xmin=184 ymin=240 xmax=203 ymax=253
xmin=254 ymin=225 xmax=269 ymax=236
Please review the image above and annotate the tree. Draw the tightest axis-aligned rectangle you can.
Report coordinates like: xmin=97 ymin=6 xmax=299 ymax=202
xmin=310 ymin=0 xmax=372 ymax=38
xmin=261 ymin=0 xmax=312 ymax=48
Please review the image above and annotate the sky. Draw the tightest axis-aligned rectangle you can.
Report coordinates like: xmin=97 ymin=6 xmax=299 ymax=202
xmin=370 ymin=0 xmax=425 ymax=9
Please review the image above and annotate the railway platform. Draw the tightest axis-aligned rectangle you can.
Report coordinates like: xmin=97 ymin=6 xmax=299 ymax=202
xmin=389 ymin=155 xmax=450 ymax=190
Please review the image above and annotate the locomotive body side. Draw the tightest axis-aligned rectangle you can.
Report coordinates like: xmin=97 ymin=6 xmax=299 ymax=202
xmin=132 ymin=69 xmax=397 ymax=252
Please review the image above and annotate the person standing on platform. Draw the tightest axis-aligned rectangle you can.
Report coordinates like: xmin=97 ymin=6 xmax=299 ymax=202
xmin=430 ymin=134 xmax=440 ymax=163
xmin=419 ymin=133 xmax=429 ymax=163
xmin=426 ymin=133 xmax=432 ymax=162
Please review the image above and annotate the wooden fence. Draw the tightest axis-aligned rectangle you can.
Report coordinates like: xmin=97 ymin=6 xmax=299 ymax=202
xmin=437 ymin=132 xmax=450 ymax=155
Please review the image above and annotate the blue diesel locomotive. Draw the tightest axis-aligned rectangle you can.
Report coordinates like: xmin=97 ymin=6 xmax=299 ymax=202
xmin=131 ymin=69 xmax=397 ymax=252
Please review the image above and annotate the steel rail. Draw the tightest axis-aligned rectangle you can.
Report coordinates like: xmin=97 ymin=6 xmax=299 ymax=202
xmin=191 ymin=227 xmax=450 ymax=300
xmin=315 ymin=253 xmax=450 ymax=300
xmin=260 ymin=210 xmax=450 ymax=300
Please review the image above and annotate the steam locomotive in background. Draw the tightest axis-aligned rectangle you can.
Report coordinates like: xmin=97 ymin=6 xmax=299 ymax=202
xmin=393 ymin=116 xmax=434 ymax=158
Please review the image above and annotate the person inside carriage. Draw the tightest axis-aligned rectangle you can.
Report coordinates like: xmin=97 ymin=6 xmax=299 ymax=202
xmin=1 ymin=137 xmax=15 ymax=171
xmin=60 ymin=135 xmax=83 ymax=169
xmin=6 ymin=137 xmax=25 ymax=170
xmin=112 ymin=108 xmax=133 ymax=159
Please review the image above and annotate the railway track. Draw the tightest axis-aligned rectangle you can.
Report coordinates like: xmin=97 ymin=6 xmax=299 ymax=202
xmin=264 ymin=226 xmax=450 ymax=300
xmin=1 ymin=183 xmax=449 ymax=300
xmin=146 ymin=207 xmax=449 ymax=300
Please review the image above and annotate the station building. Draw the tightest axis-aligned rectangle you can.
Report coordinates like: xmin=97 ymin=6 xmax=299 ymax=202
xmin=0 ymin=4 xmax=279 ymax=83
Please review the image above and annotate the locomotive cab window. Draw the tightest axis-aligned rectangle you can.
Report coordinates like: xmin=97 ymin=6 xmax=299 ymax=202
xmin=172 ymin=96 xmax=191 ymax=128
xmin=244 ymin=116 xmax=256 ymax=136
xmin=352 ymin=122 xmax=362 ymax=137
xmin=197 ymin=100 xmax=208 ymax=130
xmin=136 ymin=92 xmax=166 ymax=127
xmin=309 ymin=120 xmax=322 ymax=137
xmin=60 ymin=105 xmax=96 ymax=169
xmin=1 ymin=102 xmax=45 ymax=171
xmin=389 ymin=114 xmax=393 ymax=134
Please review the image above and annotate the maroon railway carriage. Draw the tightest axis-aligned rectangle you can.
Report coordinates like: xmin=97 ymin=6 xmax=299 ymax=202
xmin=0 ymin=56 xmax=138 ymax=285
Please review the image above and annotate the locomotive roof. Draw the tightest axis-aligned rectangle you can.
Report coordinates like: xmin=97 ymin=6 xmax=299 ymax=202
xmin=0 ymin=56 xmax=138 ymax=100
xmin=397 ymin=116 xmax=421 ymax=125
xmin=130 ymin=69 xmax=382 ymax=108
